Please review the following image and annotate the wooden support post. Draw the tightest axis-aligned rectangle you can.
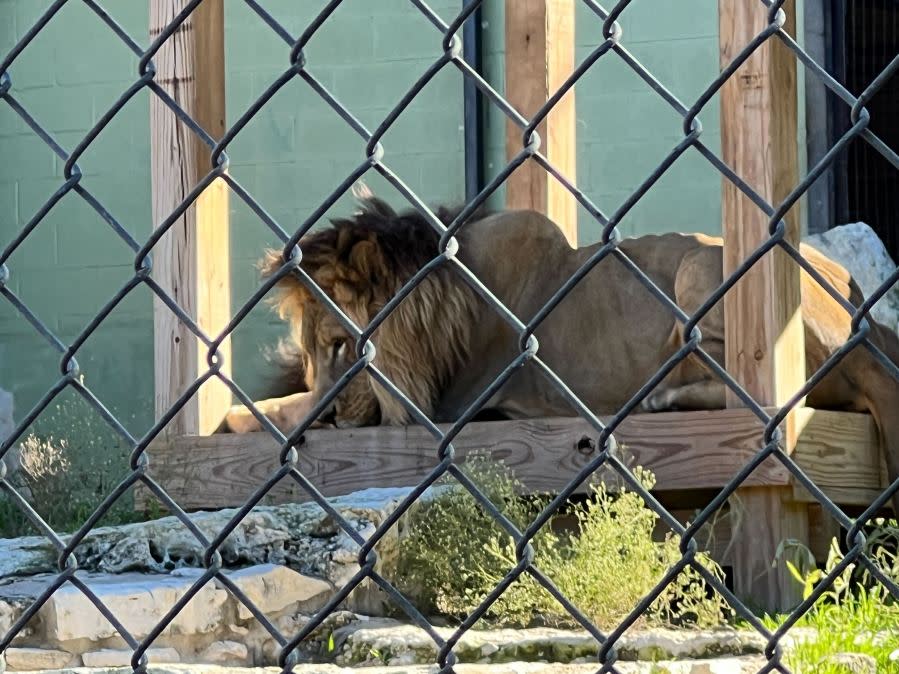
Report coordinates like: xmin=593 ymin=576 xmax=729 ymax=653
xmin=719 ymin=0 xmax=807 ymax=613
xmin=504 ymin=0 xmax=578 ymax=246
xmin=150 ymin=0 xmax=231 ymax=437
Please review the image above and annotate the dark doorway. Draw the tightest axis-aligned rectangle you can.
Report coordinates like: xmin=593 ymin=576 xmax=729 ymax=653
xmin=831 ymin=0 xmax=899 ymax=261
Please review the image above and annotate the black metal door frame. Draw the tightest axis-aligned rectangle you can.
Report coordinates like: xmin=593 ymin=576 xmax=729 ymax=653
xmin=829 ymin=0 xmax=851 ymax=226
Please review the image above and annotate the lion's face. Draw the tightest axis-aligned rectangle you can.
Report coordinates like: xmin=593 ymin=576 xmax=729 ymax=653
xmin=297 ymin=300 xmax=380 ymax=428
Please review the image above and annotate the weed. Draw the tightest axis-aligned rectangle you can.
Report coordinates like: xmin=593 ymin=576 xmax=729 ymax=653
xmin=765 ymin=521 xmax=899 ymax=673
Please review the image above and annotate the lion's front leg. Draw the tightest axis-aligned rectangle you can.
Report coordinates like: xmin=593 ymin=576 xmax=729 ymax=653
xmin=221 ymin=391 xmax=318 ymax=435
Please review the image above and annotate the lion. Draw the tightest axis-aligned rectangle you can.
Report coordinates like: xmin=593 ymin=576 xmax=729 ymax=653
xmin=222 ymin=195 xmax=899 ymax=512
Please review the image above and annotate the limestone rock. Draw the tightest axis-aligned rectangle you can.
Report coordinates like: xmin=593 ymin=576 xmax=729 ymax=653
xmin=804 ymin=222 xmax=899 ymax=332
xmin=0 ymin=564 xmax=343 ymax=655
xmin=199 ymin=641 xmax=249 ymax=666
xmin=0 ymin=600 xmax=15 ymax=635
xmin=0 ymin=659 xmax=771 ymax=673
xmin=81 ymin=648 xmax=180 ymax=667
xmin=0 ymin=487 xmax=416 ymax=610
xmin=0 ymin=579 xmax=39 ymax=643
xmin=4 ymin=647 xmax=74 ymax=671
xmin=39 ymin=572 xmax=228 ymax=642
xmin=0 ymin=536 xmax=58 ymax=579
xmin=617 ymin=628 xmax=776 ymax=661
xmin=220 ymin=563 xmax=332 ymax=620
xmin=332 ymin=619 xmax=776 ymax=666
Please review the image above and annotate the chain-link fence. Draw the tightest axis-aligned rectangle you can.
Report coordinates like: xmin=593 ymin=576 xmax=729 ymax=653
xmin=2 ymin=1 xmax=899 ymax=672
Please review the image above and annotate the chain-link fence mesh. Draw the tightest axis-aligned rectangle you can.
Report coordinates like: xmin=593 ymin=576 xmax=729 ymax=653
xmin=1 ymin=0 xmax=898 ymax=672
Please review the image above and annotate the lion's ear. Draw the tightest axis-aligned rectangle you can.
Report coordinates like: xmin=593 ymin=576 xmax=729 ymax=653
xmin=347 ymin=237 xmax=388 ymax=286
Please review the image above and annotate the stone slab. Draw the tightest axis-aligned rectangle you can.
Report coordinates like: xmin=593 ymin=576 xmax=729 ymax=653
xmin=4 ymin=649 xmax=74 ymax=672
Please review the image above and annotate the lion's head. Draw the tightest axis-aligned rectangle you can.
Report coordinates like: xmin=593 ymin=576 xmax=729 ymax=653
xmin=261 ymin=194 xmax=481 ymax=427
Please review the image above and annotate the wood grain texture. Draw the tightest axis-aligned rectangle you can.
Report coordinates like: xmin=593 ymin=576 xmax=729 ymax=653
xmin=719 ymin=0 xmax=803 ymax=407
xmin=790 ymin=408 xmax=886 ymax=506
xmin=150 ymin=0 xmax=231 ymax=437
xmin=136 ymin=409 xmax=800 ymax=511
xmin=135 ymin=409 xmax=885 ymax=513
xmin=729 ymin=486 xmax=809 ymax=612
xmin=658 ymin=508 xmax=736 ymax=567
xmin=719 ymin=0 xmax=805 ymax=613
xmin=504 ymin=0 xmax=577 ymax=246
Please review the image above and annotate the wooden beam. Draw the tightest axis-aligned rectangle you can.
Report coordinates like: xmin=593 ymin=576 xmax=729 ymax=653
xmin=719 ymin=0 xmax=805 ymax=613
xmin=720 ymin=0 xmax=803 ymax=406
xmin=150 ymin=0 xmax=231 ymax=437
xmin=504 ymin=0 xmax=578 ymax=246
xmin=137 ymin=410 xmax=789 ymax=510
xmin=134 ymin=408 xmax=881 ymax=514
xmin=790 ymin=408 xmax=887 ymax=507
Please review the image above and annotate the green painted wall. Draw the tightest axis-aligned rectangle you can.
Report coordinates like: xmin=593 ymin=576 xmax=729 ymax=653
xmin=0 ymin=0 xmax=154 ymax=441
xmin=2 ymin=0 xmax=727 ymax=441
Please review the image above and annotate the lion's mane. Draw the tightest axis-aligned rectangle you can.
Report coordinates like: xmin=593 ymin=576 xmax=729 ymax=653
xmin=260 ymin=196 xmax=485 ymax=423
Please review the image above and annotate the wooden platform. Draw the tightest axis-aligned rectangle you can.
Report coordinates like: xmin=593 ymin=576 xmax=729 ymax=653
xmin=136 ymin=407 xmax=886 ymax=512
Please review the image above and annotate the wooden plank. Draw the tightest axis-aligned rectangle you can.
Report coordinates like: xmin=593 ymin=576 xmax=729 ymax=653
xmin=134 ymin=407 xmax=887 ymax=576
xmin=136 ymin=410 xmax=794 ymax=511
xmin=504 ymin=0 xmax=578 ymax=246
xmin=729 ymin=486 xmax=809 ymax=613
xmin=790 ymin=408 xmax=886 ymax=507
xmin=150 ymin=0 xmax=231 ymax=437
xmin=719 ymin=0 xmax=805 ymax=613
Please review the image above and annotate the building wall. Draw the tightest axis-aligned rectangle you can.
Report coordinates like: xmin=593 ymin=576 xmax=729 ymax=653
xmin=2 ymin=0 xmax=733 ymax=440
xmin=0 ymin=0 xmax=154 ymax=439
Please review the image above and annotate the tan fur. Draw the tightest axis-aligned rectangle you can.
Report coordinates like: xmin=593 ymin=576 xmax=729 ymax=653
xmin=222 ymin=203 xmax=899 ymax=515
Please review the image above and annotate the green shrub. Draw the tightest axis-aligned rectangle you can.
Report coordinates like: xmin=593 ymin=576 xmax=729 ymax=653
xmin=394 ymin=455 xmax=732 ymax=630
xmin=769 ymin=522 xmax=899 ymax=673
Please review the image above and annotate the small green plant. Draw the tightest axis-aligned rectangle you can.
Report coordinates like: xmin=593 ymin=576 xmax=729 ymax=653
xmin=394 ymin=455 xmax=732 ymax=630
xmin=765 ymin=521 xmax=899 ymax=673
xmin=369 ymin=648 xmax=391 ymax=665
